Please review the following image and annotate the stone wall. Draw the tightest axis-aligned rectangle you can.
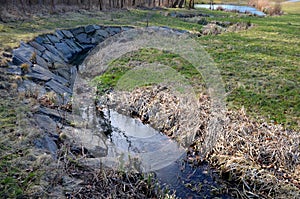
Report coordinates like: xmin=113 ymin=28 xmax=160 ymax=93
xmin=6 ymin=25 xmax=133 ymax=157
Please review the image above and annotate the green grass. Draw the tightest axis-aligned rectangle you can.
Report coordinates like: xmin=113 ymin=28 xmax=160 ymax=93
xmin=92 ymin=48 xmax=204 ymax=94
xmin=0 ymin=2 xmax=299 ymax=130
xmin=0 ymin=2 xmax=299 ymax=197
xmin=92 ymin=5 xmax=299 ymax=129
xmin=194 ymin=3 xmax=300 ymax=128
xmin=0 ymin=74 xmax=43 ymax=198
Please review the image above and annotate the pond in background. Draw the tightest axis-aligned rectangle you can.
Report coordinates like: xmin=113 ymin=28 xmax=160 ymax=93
xmin=195 ymin=4 xmax=266 ymax=16
xmin=286 ymin=0 xmax=300 ymax=2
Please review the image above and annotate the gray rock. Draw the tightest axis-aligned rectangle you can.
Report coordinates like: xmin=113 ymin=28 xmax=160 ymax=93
xmin=63 ymin=126 xmax=108 ymax=158
xmin=42 ymin=50 xmax=66 ymax=68
xmin=94 ymin=29 xmax=109 ymax=38
xmin=7 ymin=65 xmax=22 ymax=75
xmin=54 ymin=42 xmax=74 ymax=61
xmin=39 ymin=107 xmax=61 ymax=119
xmin=35 ymin=54 xmax=50 ymax=68
xmin=45 ymin=79 xmax=72 ymax=96
xmin=55 ymin=30 xmax=65 ymax=40
xmin=11 ymin=56 xmax=22 ymax=66
xmin=53 ymin=67 xmax=70 ymax=81
xmin=3 ymin=51 xmax=12 ymax=58
xmin=70 ymin=66 xmax=77 ymax=88
xmin=12 ymin=45 xmax=35 ymax=65
xmin=35 ymin=35 xmax=51 ymax=45
xmin=29 ymin=41 xmax=46 ymax=53
xmin=63 ymin=39 xmax=82 ymax=54
xmin=32 ymin=64 xmax=68 ymax=85
xmin=80 ymin=44 xmax=95 ymax=51
xmin=20 ymin=41 xmax=33 ymax=48
xmin=43 ymin=44 xmax=66 ymax=62
xmin=105 ymin=26 xmax=122 ymax=35
xmin=71 ymin=27 xmax=85 ymax=35
xmin=34 ymin=114 xmax=58 ymax=135
xmin=39 ymin=107 xmax=72 ymax=121
xmin=75 ymin=33 xmax=91 ymax=44
xmin=34 ymin=135 xmax=58 ymax=158
xmin=92 ymin=34 xmax=105 ymax=43
xmin=25 ymin=72 xmax=51 ymax=82
xmin=121 ymin=26 xmax=134 ymax=31
xmin=18 ymin=79 xmax=47 ymax=98
xmin=85 ymin=25 xmax=100 ymax=34
xmin=46 ymin=34 xmax=61 ymax=44
xmin=90 ymin=37 xmax=96 ymax=44
xmin=61 ymin=30 xmax=74 ymax=38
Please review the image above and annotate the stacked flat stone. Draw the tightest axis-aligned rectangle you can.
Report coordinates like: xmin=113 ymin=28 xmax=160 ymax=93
xmin=9 ymin=25 xmax=131 ymax=104
xmin=7 ymin=25 xmax=132 ymax=157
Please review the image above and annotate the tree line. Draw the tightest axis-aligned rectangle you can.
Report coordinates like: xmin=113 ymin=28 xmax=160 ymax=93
xmin=0 ymin=0 xmax=195 ymax=12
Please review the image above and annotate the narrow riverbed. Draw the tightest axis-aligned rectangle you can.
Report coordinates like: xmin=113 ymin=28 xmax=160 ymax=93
xmin=99 ymin=109 xmax=231 ymax=198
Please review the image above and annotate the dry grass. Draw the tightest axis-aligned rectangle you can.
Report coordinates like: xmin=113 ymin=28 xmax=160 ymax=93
xmin=20 ymin=63 xmax=30 ymax=74
xmin=105 ymin=84 xmax=204 ymax=147
xmin=248 ymin=0 xmax=283 ymax=15
xmin=104 ymin=84 xmax=300 ymax=198
xmin=203 ymin=107 xmax=300 ymax=198
xmin=38 ymin=144 xmax=172 ymax=199
xmin=248 ymin=0 xmax=270 ymax=11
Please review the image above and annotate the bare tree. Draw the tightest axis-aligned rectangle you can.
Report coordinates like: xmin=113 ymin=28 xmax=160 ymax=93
xmin=51 ymin=0 xmax=55 ymax=13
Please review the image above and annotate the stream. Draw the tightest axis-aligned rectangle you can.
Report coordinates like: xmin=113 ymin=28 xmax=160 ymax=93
xmin=99 ymin=109 xmax=231 ymax=198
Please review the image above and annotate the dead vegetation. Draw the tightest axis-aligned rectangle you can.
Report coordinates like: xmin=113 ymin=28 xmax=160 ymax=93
xmin=0 ymin=60 xmax=174 ymax=198
xmin=248 ymin=0 xmax=283 ymax=15
xmin=188 ymin=97 xmax=300 ymax=198
xmin=35 ymin=142 xmax=174 ymax=199
xmin=104 ymin=84 xmax=300 ymax=198
xmin=204 ymin=108 xmax=300 ymax=198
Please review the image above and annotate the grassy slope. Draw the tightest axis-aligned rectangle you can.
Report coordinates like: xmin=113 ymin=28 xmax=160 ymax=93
xmin=196 ymin=3 xmax=300 ymax=128
xmin=0 ymin=2 xmax=299 ymax=197
xmin=94 ymin=5 xmax=300 ymax=129
xmin=1 ymin=3 xmax=298 ymax=129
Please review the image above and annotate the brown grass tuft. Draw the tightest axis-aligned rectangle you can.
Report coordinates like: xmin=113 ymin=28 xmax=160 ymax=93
xmin=248 ymin=0 xmax=283 ymax=15
xmin=30 ymin=52 xmax=37 ymax=64
xmin=20 ymin=63 xmax=30 ymax=74
xmin=205 ymin=108 xmax=300 ymax=198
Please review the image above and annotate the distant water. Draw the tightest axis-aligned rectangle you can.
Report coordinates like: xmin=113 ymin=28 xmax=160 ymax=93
xmin=286 ymin=0 xmax=300 ymax=2
xmin=195 ymin=4 xmax=266 ymax=16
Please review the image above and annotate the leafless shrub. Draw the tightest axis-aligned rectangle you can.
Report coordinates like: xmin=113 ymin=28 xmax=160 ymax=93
xmin=216 ymin=6 xmax=224 ymax=11
xmin=248 ymin=0 xmax=283 ymax=15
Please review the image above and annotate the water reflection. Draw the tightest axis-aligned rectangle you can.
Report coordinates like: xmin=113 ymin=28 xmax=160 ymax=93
xmin=99 ymin=110 xmax=231 ymax=198
xmin=100 ymin=110 xmax=185 ymax=172
xmin=195 ymin=4 xmax=266 ymax=16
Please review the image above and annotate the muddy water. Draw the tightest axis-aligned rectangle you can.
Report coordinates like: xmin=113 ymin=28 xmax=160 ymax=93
xmin=102 ymin=110 xmax=231 ymax=198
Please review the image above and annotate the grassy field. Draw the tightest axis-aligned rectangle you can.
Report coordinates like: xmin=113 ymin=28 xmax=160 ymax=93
xmin=0 ymin=1 xmax=299 ymax=197
xmin=196 ymin=3 xmax=300 ymax=128
xmin=1 ymin=2 xmax=299 ymax=130
xmin=92 ymin=3 xmax=300 ymax=129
